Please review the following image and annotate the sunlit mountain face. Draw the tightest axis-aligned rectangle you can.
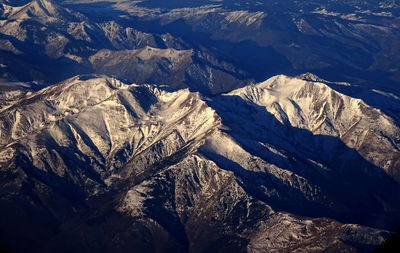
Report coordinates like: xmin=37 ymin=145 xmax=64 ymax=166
xmin=0 ymin=1 xmax=400 ymax=252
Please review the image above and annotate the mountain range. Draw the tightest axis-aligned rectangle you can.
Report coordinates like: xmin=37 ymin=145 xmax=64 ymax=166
xmin=1 ymin=0 xmax=400 ymax=252
xmin=0 ymin=0 xmax=399 ymax=94
xmin=1 ymin=73 xmax=400 ymax=252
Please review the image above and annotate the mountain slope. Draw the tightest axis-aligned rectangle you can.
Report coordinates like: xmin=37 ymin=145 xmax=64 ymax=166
xmin=0 ymin=74 xmax=399 ymax=252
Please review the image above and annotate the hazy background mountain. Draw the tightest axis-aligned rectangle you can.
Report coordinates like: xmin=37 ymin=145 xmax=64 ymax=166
xmin=0 ymin=0 xmax=399 ymax=94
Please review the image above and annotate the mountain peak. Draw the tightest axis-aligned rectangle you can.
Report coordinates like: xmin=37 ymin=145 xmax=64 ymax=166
xmin=3 ymin=0 xmax=60 ymax=21
xmin=296 ymin=72 xmax=325 ymax=82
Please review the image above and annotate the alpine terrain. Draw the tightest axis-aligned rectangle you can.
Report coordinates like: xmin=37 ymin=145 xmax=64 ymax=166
xmin=1 ymin=74 xmax=400 ymax=252
xmin=1 ymin=0 xmax=400 ymax=252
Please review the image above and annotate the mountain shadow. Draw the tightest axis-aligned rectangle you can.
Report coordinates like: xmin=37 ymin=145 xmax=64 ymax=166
xmin=205 ymin=94 xmax=400 ymax=231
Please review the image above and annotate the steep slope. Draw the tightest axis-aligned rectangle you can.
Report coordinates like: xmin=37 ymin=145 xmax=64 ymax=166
xmin=226 ymin=74 xmax=400 ymax=181
xmin=1 ymin=74 xmax=399 ymax=252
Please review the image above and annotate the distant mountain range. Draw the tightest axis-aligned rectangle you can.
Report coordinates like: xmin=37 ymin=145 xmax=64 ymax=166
xmin=0 ymin=0 xmax=399 ymax=94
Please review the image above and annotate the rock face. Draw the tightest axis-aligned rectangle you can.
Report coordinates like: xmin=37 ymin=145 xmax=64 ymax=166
xmin=1 ymin=74 xmax=399 ymax=252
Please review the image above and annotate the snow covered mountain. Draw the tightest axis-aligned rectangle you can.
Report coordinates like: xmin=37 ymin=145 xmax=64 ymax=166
xmin=1 ymin=0 xmax=400 ymax=251
xmin=1 ymin=74 xmax=399 ymax=252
